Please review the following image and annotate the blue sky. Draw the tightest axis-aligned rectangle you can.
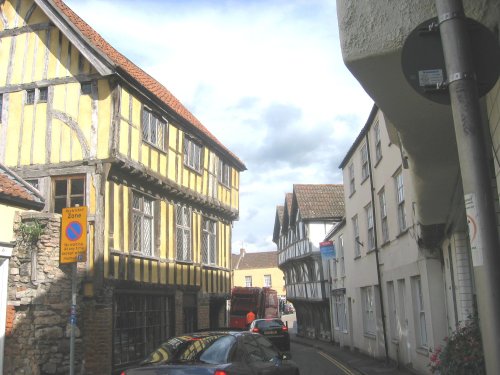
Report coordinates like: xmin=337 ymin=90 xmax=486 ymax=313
xmin=65 ymin=0 xmax=373 ymax=253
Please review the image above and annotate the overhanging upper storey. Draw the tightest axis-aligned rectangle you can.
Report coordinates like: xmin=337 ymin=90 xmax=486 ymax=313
xmin=336 ymin=0 xmax=499 ymax=245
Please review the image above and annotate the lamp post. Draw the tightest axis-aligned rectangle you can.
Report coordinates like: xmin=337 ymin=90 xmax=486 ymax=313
xmin=436 ymin=0 xmax=500 ymax=373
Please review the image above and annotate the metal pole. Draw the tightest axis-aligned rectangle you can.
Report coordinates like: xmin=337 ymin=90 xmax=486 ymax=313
xmin=70 ymin=262 xmax=76 ymax=375
xmin=436 ymin=0 xmax=500 ymax=373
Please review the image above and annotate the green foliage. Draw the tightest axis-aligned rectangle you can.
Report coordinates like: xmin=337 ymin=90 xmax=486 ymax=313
xmin=429 ymin=318 xmax=485 ymax=375
xmin=19 ymin=219 xmax=45 ymax=245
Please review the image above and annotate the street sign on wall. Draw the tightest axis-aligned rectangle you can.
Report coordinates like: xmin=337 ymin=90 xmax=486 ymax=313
xmin=60 ymin=206 xmax=87 ymax=264
xmin=320 ymin=241 xmax=336 ymax=260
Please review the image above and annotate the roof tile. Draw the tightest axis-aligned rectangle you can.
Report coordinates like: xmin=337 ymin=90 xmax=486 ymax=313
xmin=0 ymin=163 xmax=44 ymax=210
xmin=232 ymin=250 xmax=278 ymax=270
xmin=293 ymin=184 xmax=344 ymax=219
xmin=51 ymin=0 xmax=245 ymax=170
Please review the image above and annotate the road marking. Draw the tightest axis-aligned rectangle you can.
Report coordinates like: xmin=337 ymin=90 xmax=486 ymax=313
xmin=318 ymin=351 xmax=358 ymax=375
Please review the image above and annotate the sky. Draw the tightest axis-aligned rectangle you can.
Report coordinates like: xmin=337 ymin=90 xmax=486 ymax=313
xmin=65 ymin=0 xmax=373 ymax=253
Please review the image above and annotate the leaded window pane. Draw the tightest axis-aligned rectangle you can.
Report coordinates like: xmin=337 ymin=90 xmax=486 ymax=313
xmin=143 ymin=218 xmax=152 ymax=256
xmin=113 ymin=294 xmax=174 ymax=372
xmin=142 ymin=109 xmax=167 ymax=150
xmin=176 ymin=204 xmax=192 ymax=261
xmin=133 ymin=214 xmax=141 ymax=252
xmin=142 ymin=110 xmax=150 ymax=140
xmin=132 ymin=193 xmax=155 ymax=256
xmin=133 ymin=194 xmax=140 ymax=209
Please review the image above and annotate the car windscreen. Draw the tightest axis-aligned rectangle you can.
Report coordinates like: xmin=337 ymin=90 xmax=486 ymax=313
xmin=141 ymin=334 xmax=234 ymax=365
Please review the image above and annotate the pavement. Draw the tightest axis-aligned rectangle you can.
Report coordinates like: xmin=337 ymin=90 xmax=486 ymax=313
xmin=290 ymin=333 xmax=419 ymax=375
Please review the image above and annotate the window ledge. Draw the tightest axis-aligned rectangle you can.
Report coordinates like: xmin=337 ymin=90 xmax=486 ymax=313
xmin=129 ymin=251 xmax=159 ymax=261
xmin=349 ymin=190 xmax=356 ymax=199
xmin=380 ymin=240 xmax=391 ymax=248
xmin=143 ymin=140 xmax=167 ymax=154
xmin=354 ymin=255 xmax=361 ymax=260
xmin=201 ymin=263 xmax=222 ymax=270
xmin=373 ymin=156 xmax=382 ymax=168
xmin=366 ymin=248 xmax=377 ymax=254
xmin=416 ymin=347 xmax=429 ymax=357
xmin=396 ymin=228 xmax=409 ymax=238
xmin=184 ymin=163 xmax=203 ymax=175
xmin=364 ymin=333 xmax=376 ymax=340
xmin=176 ymin=259 xmax=194 ymax=265
xmin=360 ymin=175 xmax=370 ymax=185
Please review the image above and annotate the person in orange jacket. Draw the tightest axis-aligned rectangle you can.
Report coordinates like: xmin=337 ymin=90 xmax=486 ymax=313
xmin=246 ymin=310 xmax=256 ymax=327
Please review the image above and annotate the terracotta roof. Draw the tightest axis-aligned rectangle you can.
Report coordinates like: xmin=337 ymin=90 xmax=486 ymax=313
xmin=285 ymin=193 xmax=293 ymax=214
xmin=292 ymin=184 xmax=344 ymax=220
xmin=49 ymin=0 xmax=245 ymax=171
xmin=232 ymin=250 xmax=278 ymax=270
xmin=0 ymin=163 xmax=44 ymax=210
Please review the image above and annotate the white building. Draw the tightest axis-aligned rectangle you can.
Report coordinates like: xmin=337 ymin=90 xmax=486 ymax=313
xmin=328 ymin=106 xmax=448 ymax=373
xmin=337 ymin=1 xmax=499 ymax=373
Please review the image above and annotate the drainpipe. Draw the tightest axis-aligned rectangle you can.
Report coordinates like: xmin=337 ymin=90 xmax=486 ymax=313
xmin=436 ymin=0 xmax=500 ymax=373
xmin=365 ymin=132 xmax=390 ymax=363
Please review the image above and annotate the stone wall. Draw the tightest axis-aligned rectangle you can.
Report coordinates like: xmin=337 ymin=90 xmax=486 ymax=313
xmin=82 ymin=289 xmax=113 ymax=375
xmin=5 ymin=212 xmax=84 ymax=375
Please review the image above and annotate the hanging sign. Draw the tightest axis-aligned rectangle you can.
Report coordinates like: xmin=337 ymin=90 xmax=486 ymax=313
xmin=60 ymin=206 xmax=87 ymax=264
xmin=320 ymin=241 xmax=336 ymax=260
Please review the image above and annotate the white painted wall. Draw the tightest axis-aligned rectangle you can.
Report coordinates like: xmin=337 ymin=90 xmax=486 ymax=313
xmin=339 ymin=109 xmax=448 ymax=373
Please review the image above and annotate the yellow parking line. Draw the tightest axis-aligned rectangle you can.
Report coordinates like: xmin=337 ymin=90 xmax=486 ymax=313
xmin=318 ymin=351 xmax=357 ymax=375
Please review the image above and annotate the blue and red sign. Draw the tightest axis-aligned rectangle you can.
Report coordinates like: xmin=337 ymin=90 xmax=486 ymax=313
xmin=66 ymin=221 xmax=83 ymax=241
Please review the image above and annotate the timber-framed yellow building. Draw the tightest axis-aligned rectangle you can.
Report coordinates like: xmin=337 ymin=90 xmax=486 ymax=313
xmin=0 ymin=0 xmax=245 ymax=374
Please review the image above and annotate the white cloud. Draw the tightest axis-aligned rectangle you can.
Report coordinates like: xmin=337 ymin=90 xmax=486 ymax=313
xmin=65 ymin=0 xmax=373 ymax=253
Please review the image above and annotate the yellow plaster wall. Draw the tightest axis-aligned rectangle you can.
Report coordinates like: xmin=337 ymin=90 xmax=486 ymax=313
xmin=1 ymin=3 xmax=113 ymax=168
xmin=233 ymin=267 xmax=286 ymax=297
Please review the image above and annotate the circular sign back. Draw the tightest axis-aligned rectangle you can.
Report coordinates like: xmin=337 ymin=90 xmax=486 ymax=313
xmin=402 ymin=17 xmax=500 ymax=105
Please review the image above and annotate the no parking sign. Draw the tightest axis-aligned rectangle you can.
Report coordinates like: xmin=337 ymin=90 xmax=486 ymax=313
xmin=60 ymin=206 xmax=87 ymax=263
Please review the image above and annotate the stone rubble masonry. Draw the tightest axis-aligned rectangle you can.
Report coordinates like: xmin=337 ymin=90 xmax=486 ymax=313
xmin=5 ymin=212 xmax=84 ymax=375
xmin=4 ymin=211 xmax=228 ymax=374
xmin=82 ymin=287 xmax=113 ymax=375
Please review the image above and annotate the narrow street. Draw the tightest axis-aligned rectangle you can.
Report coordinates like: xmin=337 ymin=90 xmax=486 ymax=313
xmin=282 ymin=312 xmax=360 ymax=375
xmin=290 ymin=341 xmax=360 ymax=375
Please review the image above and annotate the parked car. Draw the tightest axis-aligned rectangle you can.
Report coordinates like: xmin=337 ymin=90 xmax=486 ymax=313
xmin=284 ymin=303 xmax=295 ymax=314
xmin=249 ymin=318 xmax=290 ymax=352
xmin=121 ymin=330 xmax=299 ymax=375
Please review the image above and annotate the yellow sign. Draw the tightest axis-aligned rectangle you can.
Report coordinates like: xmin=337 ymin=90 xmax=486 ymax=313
xmin=60 ymin=206 xmax=87 ymax=264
